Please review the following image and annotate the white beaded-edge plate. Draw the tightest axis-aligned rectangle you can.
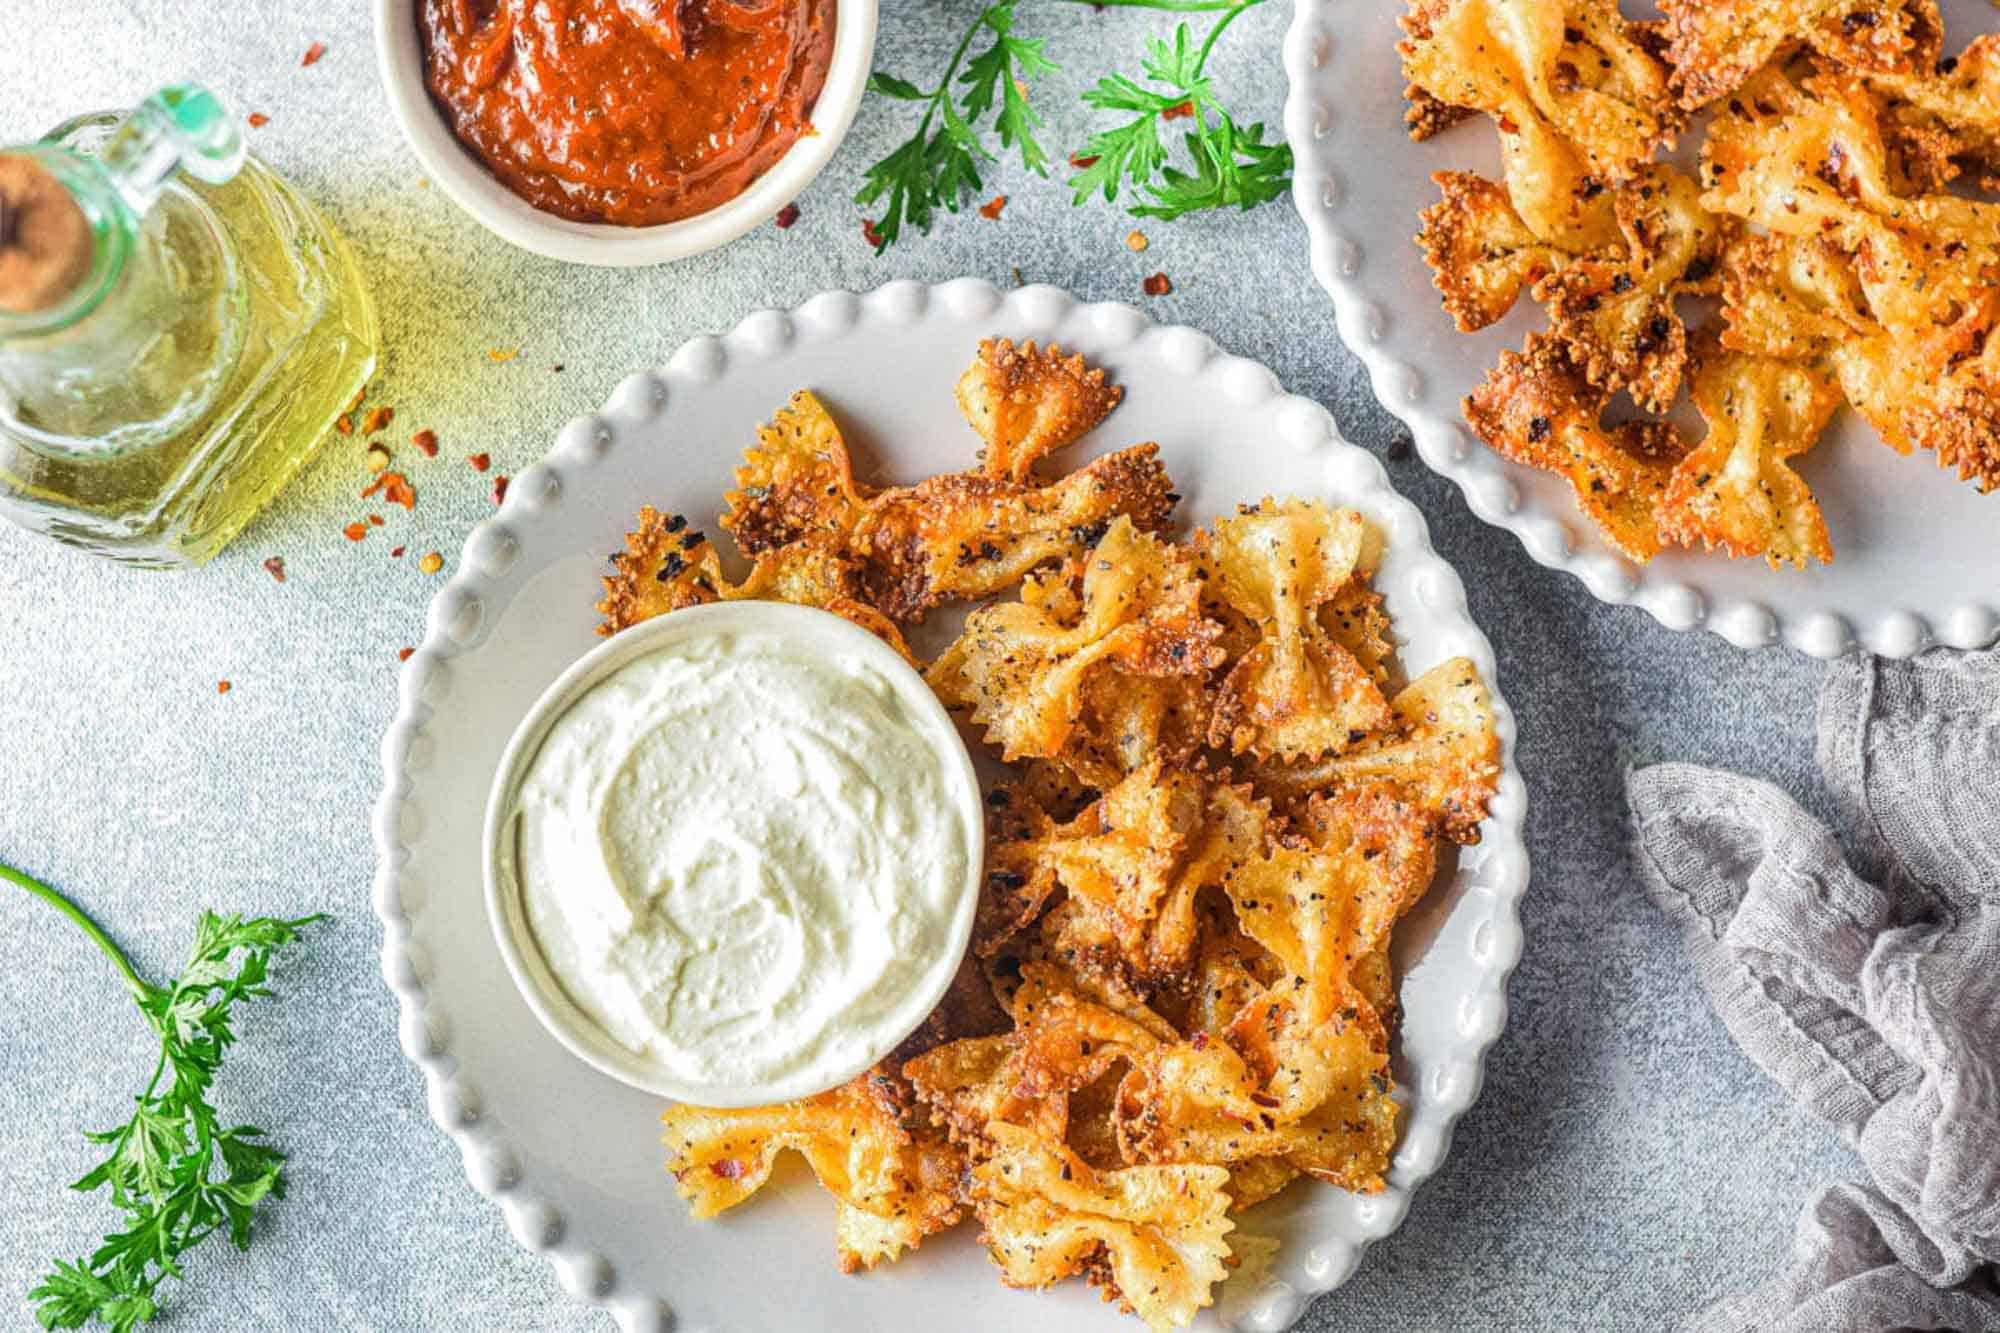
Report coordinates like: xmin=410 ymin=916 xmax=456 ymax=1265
xmin=1282 ymin=1 xmax=2000 ymax=659
xmin=373 ymin=280 xmax=1530 ymax=1332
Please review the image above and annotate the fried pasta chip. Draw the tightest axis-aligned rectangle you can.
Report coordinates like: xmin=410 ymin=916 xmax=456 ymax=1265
xmin=596 ymin=507 xmax=727 ymax=634
xmin=1401 ymin=0 xmax=1679 ymax=248
xmin=927 ymin=518 xmax=1222 ymax=763
xmin=720 ymin=389 xmax=871 ymax=555
xmin=1660 ymin=0 xmax=1942 ymax=109
xmin=973 ymin=1124 xmax=1235 ymax=1333
xmin=957 ymin=338 xmax=1125 ymax=482
xmin=1203 ymin=500 xmax=1396 ymax=761
xmin=1260 ymin=657 xmax=1502 ymax=844
xmin=1463 ymin=332 xmax=1688 ymax=561
xmin=1864 ymin=34 xmax=2000 ymax=192
xmin=1418 ymin=171 xmax=1574 ymax=332
xmin=851 ymin=443 xmax=1179 ymax=621
xmin=660 ymin=1070 xmax=960 ymax=1273
xmin=1658 ymin=342 xmax=1841 ymax=567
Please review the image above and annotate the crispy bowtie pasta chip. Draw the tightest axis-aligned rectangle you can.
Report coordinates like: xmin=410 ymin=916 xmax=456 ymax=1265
xmin=974 ymin=1125 xmax=1235 ymax=1333
xmin=1865 ymin=34 xmax=2000 ymax=191
xmin=1418 ymin=171 xmax=1574 ymax=333
xmin=617 ymin=341 xmax=1503 ymax=1326
xmin=1464 ymin=333 xmax=1687 ymax=561
xmin=1658 ymin=342 xmax=1841 ymax=566
xmin=957 ymin=338 xmax=1125 ymax=482
xmin=852 ymin=443 xmax=1179 ymax=622
xmin=720 ymin=389 xmax=871 ymax=555
xmin=660 ymin=1070 xmax=960 ymax=1272
xmin=1262 ymin=658 xmax=1501 ymax=844
xmin=1401 ymin=0 xmax=1678 ymax=247
xmin=1660 ymin=0 xmax=1942 ymax=108
xmin=1203 ymin=500 xmax=1396 ymax=761
xmin=927 ymin=518 xmax=1222 ymax=762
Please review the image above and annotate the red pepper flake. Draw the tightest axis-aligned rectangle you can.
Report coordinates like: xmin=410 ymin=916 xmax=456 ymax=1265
xmin=773 ymin=203 xmax=801 ymax=229
xmin=979 ymin=194 xmax=1007 ymax=221
xmin=418 ymin=550 xmax=444 ymax=575
xmin=861 ymin=217 xmax=884 ymax=248
xmin=361 ymin=470 xmax=416 ymax=510
xmin=492 ymin=475 xmax=510 ymax=505
xmin=262 ymin=556 xmax=286 ymax=583
xmin=1069 ymin=152 xmax=1100 ymax=169
xmin=397 ymin=646 xmax=416 ymax=662
xmin=334 ymin=415 xmax=354 ymax=437
xmin=1161 ymin=99 xmax=1196 ymax=121
xmin=411 ymin=429 xmax=439 ymax=458
xmin=217 ymin=680 xmax=232 ymax=695
xmin=247 ymin=113 xmax=270 ymax=129
xmin=467 ymin=452 xmax=491 ymax=473
xmin=367 ymin=513 xmax=386 ymax=527
xmin=1143 ymin=271 xmax=1173 ymax=296
xmin=301 ymin=41 xmax=326 ymax=67
xmin=390 ymin=545 xmax=407 ymax=558
xmin=710 ymin=1159 xmax=747 ymax=1180
xmin=342 ymin=521 xmax=368 ymax=542
xmin=361 ymin=405 xmax=394 ymax=435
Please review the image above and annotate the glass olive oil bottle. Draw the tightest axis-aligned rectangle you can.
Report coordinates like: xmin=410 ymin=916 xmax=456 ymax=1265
xmin=0 ymin=85 xmax=377 ymax=567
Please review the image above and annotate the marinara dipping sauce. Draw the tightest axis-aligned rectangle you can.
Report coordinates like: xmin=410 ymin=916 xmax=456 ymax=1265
xmin=419 ymin=0 xmax=836 ymax=226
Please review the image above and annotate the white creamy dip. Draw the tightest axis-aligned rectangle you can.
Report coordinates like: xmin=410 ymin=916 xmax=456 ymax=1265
xmin=507 ymin=622 xmax=976 ymax=1098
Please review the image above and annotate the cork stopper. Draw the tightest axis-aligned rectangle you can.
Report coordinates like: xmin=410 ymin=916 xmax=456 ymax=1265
xmin=0 ymin=155 xmax=93 ymax=316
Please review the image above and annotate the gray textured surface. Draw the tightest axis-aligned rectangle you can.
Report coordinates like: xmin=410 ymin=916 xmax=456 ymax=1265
xmin=0 ymin=3 xmax=1850 ymax=1329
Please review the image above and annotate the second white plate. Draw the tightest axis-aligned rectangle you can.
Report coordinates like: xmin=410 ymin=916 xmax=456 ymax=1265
xmin=1282 ymin=0 xmax=2000 ymax=658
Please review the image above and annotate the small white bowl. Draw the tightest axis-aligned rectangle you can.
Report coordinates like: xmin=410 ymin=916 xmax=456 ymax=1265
xmin=373 ymin=0 xmax=878 ymax=267
xmin=481 ymin=601 xmax=985 ymax=1106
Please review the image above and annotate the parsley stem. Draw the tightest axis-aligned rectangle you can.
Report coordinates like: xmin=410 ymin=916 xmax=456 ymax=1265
xmin=0 ymin=859 xmax=151 ymax=1001
xmin=1193 ymin=0 xmax=1260 ymax=77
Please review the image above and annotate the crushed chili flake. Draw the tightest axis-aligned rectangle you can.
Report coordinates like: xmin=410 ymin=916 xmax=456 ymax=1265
xmin=486 ymin=347 xmax=518 ymax=363
xmin=361 ymin=470 xmax=416 ymax=510
xmin=367 ymin=513 xmax=386 ymax=527
xmin=361 ymin=405 xmax=394 ymax=434
xmin=492 ymin=475 xmax=510 ymax=506
xmin=1126 ymin=229 xmax=1149 ymax=252
xmin=411 ymin=429 xmax=439 ymax=458
xmin=334 ymin=415 xmax=354 ymax=436
xmin=1069 ymin=152 xmax=1100 ymax=169
xmin=263 ymin=556 xmax=286 ymax=583
xmin=861 ymin=217 xmax=884 ymax=248
xmin=1162 ymin=99 xmax=1196 ymax=121
xmin=397 ymin=646 xmax=416 ymax=662
xmin=365 ymin=445 xmax=391 ymax=473
xmin=343 ymin=521 xmax=368 ymax=542
xmin=217 ymin=680 xmax=232 ymax=695
xmin=1143 ymin=271 xmax=1173 ymax=296
xmin=418 ymin=550 xmax=444 ymax=575
xmin=979 ymin=194 xmax=1007 ymax=220
xmin=391 ymin=545 xmax=407 ymax=558
xmin=345 ymin=388 xmax=366 ymax=413
xmin=773 ymin=203 xmax=801 ymax=229
xmin=467 ymin=452 xmax=491 ymax=473
xmin=247 ymin=113 xmax=270 ymax=129
xmin=301 ymin=41 xmax=326 ymax=67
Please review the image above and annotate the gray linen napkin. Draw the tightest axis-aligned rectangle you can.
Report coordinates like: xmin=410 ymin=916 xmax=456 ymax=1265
xmin=1627 ymin=649 xmax=2000 ymax=1333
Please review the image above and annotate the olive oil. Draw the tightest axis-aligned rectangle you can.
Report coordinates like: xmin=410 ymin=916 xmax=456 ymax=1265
xmin=0 ymin=87 xmax=377 ymax=567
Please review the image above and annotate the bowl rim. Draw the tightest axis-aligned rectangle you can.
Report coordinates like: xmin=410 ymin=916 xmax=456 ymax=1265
xmin=479 ymin=598 xmax=986 ymax=1107
xmin=372 ymin=0 xmax=880 ymax=268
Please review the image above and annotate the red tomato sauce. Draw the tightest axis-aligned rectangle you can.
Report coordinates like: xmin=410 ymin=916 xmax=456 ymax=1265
xmin=419 ymin=0 xmax=835 ymax=226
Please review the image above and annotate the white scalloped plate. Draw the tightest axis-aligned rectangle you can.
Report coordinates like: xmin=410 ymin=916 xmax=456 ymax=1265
xmin=372 ymin=280 xmax=1529 ymax=1333
xmin=1281 ymin=1 xmax=2000 ymax=659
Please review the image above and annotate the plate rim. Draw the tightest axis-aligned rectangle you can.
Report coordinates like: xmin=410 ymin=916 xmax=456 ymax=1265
xmin=371 ymin=277 xmax=1533 ymax=1332
xmin=1279 ymin=0 xmax=2000 ymax=661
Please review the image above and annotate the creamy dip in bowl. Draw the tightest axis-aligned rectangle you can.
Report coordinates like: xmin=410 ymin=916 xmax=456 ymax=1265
xmin=483 ymin=601 xmax=983 ymax=1106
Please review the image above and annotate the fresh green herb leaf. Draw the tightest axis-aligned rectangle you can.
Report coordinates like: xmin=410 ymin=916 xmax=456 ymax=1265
xmin=855 ymin=0 xmax=1058 ymax=252
xmin=1066 ymin=3 xmax=1293 ymax=222
xmin=3 ymin=860 xmax=321 ymax=1331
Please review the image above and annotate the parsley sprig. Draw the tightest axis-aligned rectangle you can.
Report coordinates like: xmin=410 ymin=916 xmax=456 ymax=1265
xmin=1069 ymin=0 xmax=1293 ymax=220
xmin=857 ymin=0 xmax=1058 ymax=252
xmin=858 ymin=0 xmax=1288 ymax=250
xmin=3 ymin=860 xmax=321 ymax=1332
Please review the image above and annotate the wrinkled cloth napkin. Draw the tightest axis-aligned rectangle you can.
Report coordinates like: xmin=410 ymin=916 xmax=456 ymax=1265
xmin=1627 ymin=649 xmax=2000 ymax=1333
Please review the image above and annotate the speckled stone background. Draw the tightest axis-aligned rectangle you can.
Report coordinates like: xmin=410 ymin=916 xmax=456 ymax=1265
xmin=1 ymin=3 xmax=1853 ymax=1329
